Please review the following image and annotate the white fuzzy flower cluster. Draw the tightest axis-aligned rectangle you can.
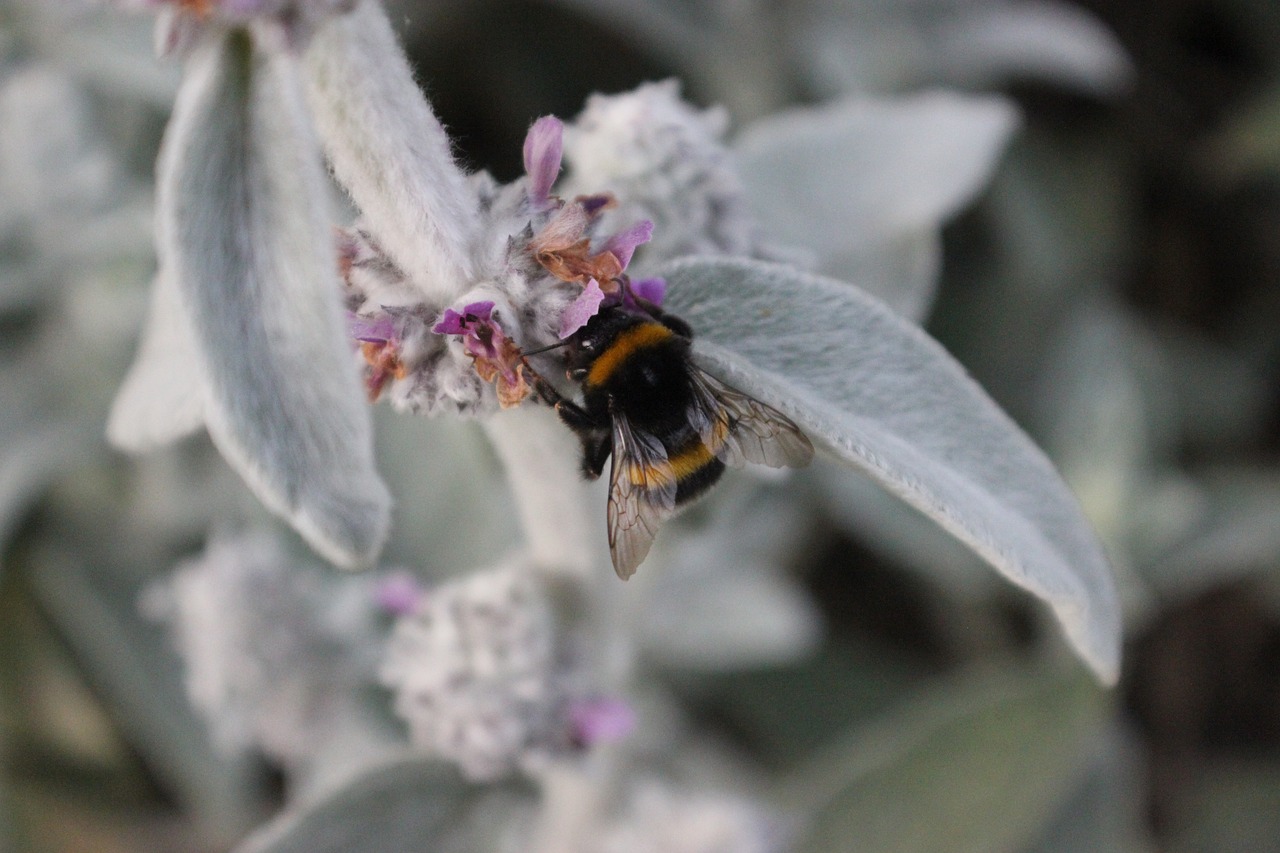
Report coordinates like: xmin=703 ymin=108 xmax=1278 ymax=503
xmin=378 ymin=559 xmax=574 ymax=781
xmin=142 ymin=531 xmax=381 ymax=764
xmin=562 ymin=80 xmax=762 ymax=265
xmin=341 ymin=81 xmax=770 ymax=420
xmin=338 ymin=201 xmax=575 ymax=417
xmin=589 ymin=781 xmax=786 ymax=853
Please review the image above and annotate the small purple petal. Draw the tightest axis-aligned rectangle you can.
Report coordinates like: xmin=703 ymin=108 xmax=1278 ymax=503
xmin=559 ymin=279 xmax=607 ymax=339
xmin=432 ymin=307 xmax=467 ymax=335
xmin=603 ymin=220 xmax=653 ymax=270
xmin=433 ymin=300 xmax=495 ymax=335
xmin=461 ymin=301 xmax=495 ymax=322
xmin=569 ymin=697 xmax=636 ymax=746
xmin=523 ymin=116 xmax=564 ymax=207
xmin=577 ymin=193 xmax=615 ymax=217
xmin=374 ymin=570 xmax=426 ymax=617
xmin=630 ymin=277 xmax=667 ymax=307
xmin=347 ymin=311 xmax=397 ymax=344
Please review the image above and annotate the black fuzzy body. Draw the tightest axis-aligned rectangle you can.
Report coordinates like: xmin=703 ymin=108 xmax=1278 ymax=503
xmin=559 ymin=307 xmax=726 ymax=504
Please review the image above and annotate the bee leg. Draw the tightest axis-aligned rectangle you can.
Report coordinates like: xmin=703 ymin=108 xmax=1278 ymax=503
xmin=553 ymin=399 xmax=599 ymax=431
xmin=552 ymin=400 xmax=611 ymax=480
xmin=580 ymin=430 xmax=613 ymax=480
xmin=529 ymin=370 xmax=567 ymax=407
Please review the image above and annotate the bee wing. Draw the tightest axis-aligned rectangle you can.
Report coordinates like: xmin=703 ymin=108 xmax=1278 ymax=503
xmin=607 ymin=413 xmax=678 ymax=580
xmin=689 ymin=369 xmax=815 ymax=470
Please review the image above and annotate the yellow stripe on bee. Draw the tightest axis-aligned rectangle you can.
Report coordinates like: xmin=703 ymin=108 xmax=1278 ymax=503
xmin=667 ymin=441 xmax=716 ymax=479
xmin=586 ymin=322 xmax=674 ymax=388
xmin=627 ymin=441 xmax=717 ymax=487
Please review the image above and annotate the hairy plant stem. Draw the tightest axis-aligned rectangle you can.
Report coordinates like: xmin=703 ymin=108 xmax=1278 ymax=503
xmin=482 ymin=404 xmax=638 ymax=851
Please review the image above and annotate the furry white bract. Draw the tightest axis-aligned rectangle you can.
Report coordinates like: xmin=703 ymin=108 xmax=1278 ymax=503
xmin=155 ymin=30 xmax=389 ymax=568
xmin=304 ymin=0 xmax=480 ymax=301
xmin=660 ymin=256 xmax=1121 ymax=683
xmin=107 ymin=268 xmax=207 ymax=451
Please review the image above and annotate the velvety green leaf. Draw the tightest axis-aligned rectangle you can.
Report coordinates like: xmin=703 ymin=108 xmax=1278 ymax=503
xmin=1023 ymin=725 xmax=1154 ymax=853
xmin=679 ymin=642 xmax=928 ymax=771
xmin=794 ymin=0 xmax=1131 ymax=97
xmin=304 ymin=0 xmax=480 ymax=299
xmin=1146 ymin=468 xmax=1280 ymax=600
xmin=780 ymin=665 xmax=1107 ymax=853
xmin=1173 ymin=757 xmax=1280 ymax=853
xmin=804 ymin=466 xmax=998 ymax=600
xmin=662 ymin=256 xmax=1121 ymax=682
xmin=107 ymin=269 xmax=206 ymax=453
xmin=735 ymin=92 xmax=1017 ymax=320
xmin=235 ymin=758 xmax=533 ymax=853
xmin=933 ymin=1 xmax=1134 ymax=96
xmin=155 ymin=30 xmax=389 ymax=568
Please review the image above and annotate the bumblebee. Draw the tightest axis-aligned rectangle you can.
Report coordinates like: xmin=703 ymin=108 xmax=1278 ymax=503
xmin=528 ymin=302 xmax=814 ymax=579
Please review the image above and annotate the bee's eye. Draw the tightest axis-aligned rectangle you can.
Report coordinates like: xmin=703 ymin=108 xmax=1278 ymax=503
xmin=581 ymin=339 xmax=594 ymax=351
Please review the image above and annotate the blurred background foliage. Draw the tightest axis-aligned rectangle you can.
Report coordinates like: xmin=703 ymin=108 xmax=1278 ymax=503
xmin=0 ymin=0 xmax=1278 ymax=851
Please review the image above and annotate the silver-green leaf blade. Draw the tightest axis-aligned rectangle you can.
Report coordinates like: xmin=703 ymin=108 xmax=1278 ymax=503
xmin=156 ymin=31 xmax=389 ymax=568
xmin=781 ymin=666 xmax=1108 ymax=853
xmin=661 ymin=256 xmax=1120 ymax=682
xmin=234 ymin=758 xmax=532 ymax=853
xmin=734 ymin=92 xmax=1018 ymax=320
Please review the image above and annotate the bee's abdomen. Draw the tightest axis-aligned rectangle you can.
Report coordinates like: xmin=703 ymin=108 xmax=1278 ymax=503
xmin=666 ymin=429 xmax=726 ymax=505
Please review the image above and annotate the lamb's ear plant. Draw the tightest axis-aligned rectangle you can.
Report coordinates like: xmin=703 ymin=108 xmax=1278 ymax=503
xmin=107 ymin=0 xmax=1122 ymax=848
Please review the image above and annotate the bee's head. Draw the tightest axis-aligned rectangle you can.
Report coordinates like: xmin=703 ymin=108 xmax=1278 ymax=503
xmin=564 ymin=307 xmax=638 ymax=371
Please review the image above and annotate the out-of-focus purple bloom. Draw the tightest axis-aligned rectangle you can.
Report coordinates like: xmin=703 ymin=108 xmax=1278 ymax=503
xmin=559 ymin=279 xmax=607 ymax=339
xmin=630 ymin=277 xmax=667 ymax=307
xmin=603 ymin=219 xmax=653 ymax=270
xmin=346 ymin=311 xmax=397 ymax=345
xmin=523 ymin=116 xmax=564 ymax=210
xmin=578 ymin=193 xmax=616 ymax=217
xmin=374 ymin=570 xmax=425 ymax=617
xmin=569 ymin=696 xmax=636 ymax=746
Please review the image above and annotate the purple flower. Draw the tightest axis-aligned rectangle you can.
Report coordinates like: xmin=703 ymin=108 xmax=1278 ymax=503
xmin=569 ymin=696 xmax=636 ymax=746
xmin=432 ymin=300 xmax=496 ymax=337
xmin=577 ymin=193 xmax=616 ymax=217
xmin=559 ymin=279 xmax=607 ymax=339
xmin=374 ymin=570 xmax=426 ymax=617
xmin=603 ymin=219 xmax=654 ymax=271
xmin=347 ymin=311 xmax=405 ymax=400
xmin=433 ymin=301 xmax=530 ymax=408
xmin=630 ymin=277 xmax=667 ymax=307
xmin=346 ymin=311 xmax=397 ymax=344
xmin=523 ymin=116 xmax=564 ymax=210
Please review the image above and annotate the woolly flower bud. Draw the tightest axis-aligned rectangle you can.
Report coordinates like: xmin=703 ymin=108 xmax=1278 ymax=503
xmin=379 ymin=560 xmax=574 ymax=781
xmin=562 ymin=80 xmax=762 ymax=265
xmin=591 ymin=781 xmax=787 ymax=853
xmin=141 ymin=532 xmax=381 ymax=764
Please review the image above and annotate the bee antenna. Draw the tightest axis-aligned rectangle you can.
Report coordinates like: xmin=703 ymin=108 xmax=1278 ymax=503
xmin=521 ymin=340 xmax=570 ymax=356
